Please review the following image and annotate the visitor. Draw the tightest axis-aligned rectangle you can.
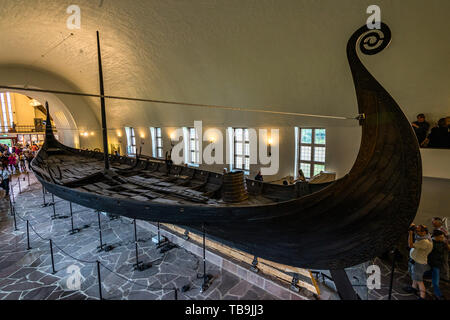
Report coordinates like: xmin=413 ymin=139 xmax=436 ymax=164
xmin=425 ymin=118 xmax=450 ymax=149
xmin=0 ymin=164 xmax=11 ymax=197
xmin=411 ymin=114 xmax=430 ymax=146
xmin=1 ymin=152 xmax=9 ymax=169
xmin=432 ymin=217 xmax=449 ymax=281
xmin=404 ymin=224 xmax=433 ymax=299
xmin=19 ymin=153 xmax=26 ymax=173
xmin=296 ymin=169 xmax=306 ymax=182
xmin=254 ymin=170 xmax=263 ymax=182
xmin=8 ymin=153 xmax=17 ymax=174
xmin=427 ymin=229 xmax=448 ymax=300
xmin=25 ymin=151 xmax=34 ymax=171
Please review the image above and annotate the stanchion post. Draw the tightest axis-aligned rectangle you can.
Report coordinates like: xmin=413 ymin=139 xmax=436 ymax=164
xmin=10 ymin=181 xmax=15 ymax=203
xmin=174 ymin=288 xmax=178 ymax=300
xmin=69 ymin=202 xmax=79 ymax=234
xmin=199 ymin=223 xmax=211 ymax=293
xmin=134 ymin=219 xmax=141 ymax=268
xmin=50 ymin=239 xmax=56 ymax=274
xmin=157 ymin=222 xmax=161 ymax=245
xmin=51 ymin=194 xmax=56 ymax=219
xmin=97 ymin=211 xmax=104 ymax=250
xmin=12 ymin=204 xmax=18 ymax=231
xmin=17 ymin=176 xmax=21 ymax=194
xmin=26 ymin=220 xmax=31 ymax=250
xmin=27 ymin=171 xmax=30 ymax=187
xmin=388 ymin=248 xmax=398 ymax=300
xmin=203 ymin=224 xmax=206 ymax=285
xmin=42 ymin=187 xmax=46 ymax=206
xmin=96 ymin=261 xmax=103 ymax=300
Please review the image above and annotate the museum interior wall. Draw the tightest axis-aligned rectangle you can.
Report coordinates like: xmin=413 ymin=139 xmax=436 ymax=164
xmin=0 ymin=0 xmax=448 ymax=225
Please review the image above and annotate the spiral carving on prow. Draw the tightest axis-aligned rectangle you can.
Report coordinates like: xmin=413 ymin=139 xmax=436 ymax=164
xmin=357 ymin=23 xmax=392 ymax=56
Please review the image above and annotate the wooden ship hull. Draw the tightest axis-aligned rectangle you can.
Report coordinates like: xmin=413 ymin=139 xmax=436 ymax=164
xmin=31 ymin=23 xmax=422 ymax=270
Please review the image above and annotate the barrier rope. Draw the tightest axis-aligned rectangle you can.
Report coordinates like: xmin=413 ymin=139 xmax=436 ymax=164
xmin=7 ymin=192 xmax=190 ymax=299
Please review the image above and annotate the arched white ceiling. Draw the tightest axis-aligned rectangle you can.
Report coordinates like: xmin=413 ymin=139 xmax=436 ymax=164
xmin=0 ymin=0 xmax=449 ymax=130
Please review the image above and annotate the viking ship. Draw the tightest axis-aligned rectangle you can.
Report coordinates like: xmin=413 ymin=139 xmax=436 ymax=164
xmin=31 ymin=23 xmax=421 ymax=271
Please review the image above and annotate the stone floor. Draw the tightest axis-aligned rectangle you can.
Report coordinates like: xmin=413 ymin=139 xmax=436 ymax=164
xmin=1 ymin=173 xmax=449 ymax=301
xmin=0 ymin=173 xmax=277 ymax=300
xmin=315 ymin=254 xmax=450 ymax=300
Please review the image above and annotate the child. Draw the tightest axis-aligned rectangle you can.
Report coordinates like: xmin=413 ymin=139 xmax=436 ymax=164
xmin=428 ymin=230 xmax=448 ymax=300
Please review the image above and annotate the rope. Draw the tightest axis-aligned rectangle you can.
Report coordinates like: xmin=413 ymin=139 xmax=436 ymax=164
xmin=0 ymin=85 xmax=357 ymax=121
xmin=99 ymin=262 xmax=168 ymax=292
xmin=6 ymin=192 xmax=199 ymax=300
xmin=52 ymin=242 xmax=98 ymax=264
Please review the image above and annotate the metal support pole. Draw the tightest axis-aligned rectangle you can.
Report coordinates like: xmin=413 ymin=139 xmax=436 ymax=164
xmin=133 ymin=219 xmax=151 ymax=271
xmin=329 ymin=269 xmax=360 ymax=300
xmin=70 ymin=202 xmax=74 ymax=232
xmin=96 ymin=261 xmax=103 ymax=300
xmin=200 ymin=224 xmax=210 ymax=292
xmin=12 ymin=205 xmax=18 ymax=231
xmin=11 ymin=202 xmax=18 ymax=231
xmin=26 ymin=220 xmax=31 ymax=250
xmin=203 ymin=225 xmax=206 ymax=283
xmin=157 ymin=222 xmax=161 ymax=245
xmin=69 ymin=202 xmax=80 ymax=234
xmin=50 ymin=239 xmax=56 ymax=274
xmin=10 ymin=180 xmax=15 ymax=203
xmin=134 ymin=219 xmax=141 ymax=268
xmin=17 ymin=176 xmax=21 ymax=194
xmin=388 ymin=249 xmax=398 ymax=300
xmin=97 ymin=211 xmax=104 ymax=250
xmin=42 ymin=187 xmax=47 ymax=207
xmin=9 ymin=197 xmax=13 ymax=216
xmin=27 ymin=171 xmax=30 ymax=187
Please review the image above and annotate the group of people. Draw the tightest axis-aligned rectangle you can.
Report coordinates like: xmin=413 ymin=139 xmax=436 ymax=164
xmin=412 ymin=114 xmax=450 ymax=148
xmin=254 ymin=169 xmax=307 ymax=185
xmin=405 ymin=217 xmax=449 ymax=300
xmin=0 ymin=142 xmax=40 ymax=198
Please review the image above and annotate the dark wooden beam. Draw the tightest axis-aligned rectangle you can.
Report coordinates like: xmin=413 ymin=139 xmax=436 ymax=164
xmin=96 ymin=31 xmax=110 ymax=170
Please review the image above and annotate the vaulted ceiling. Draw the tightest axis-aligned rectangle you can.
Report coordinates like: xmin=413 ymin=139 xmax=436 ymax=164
xmin=0 ymin=0 xmax=449 ymax=129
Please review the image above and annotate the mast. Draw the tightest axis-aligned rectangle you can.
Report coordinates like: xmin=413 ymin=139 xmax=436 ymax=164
xmin=96 ymin=31 xmax=110 ymax=170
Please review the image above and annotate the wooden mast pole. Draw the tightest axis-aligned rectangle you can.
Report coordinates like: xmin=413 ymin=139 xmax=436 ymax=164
xmin=96 ymin=31 xmax=110 ymax=170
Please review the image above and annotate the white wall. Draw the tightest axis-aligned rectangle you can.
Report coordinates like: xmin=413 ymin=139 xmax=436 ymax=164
xmin=0 ymin=0 xmax=448 ymax=229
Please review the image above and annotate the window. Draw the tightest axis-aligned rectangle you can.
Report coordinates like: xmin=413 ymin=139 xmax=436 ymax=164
xmin=297 ymin=128 xmax=326 ymax=179
xmin=150 ymin=127 xmax=163 ymax=158
xmin=188 ymin=127 xmax=200 ymax=166
xmin=233 ymin=128 xmax=250 ymax=174
xmin=125 ymin=127 xmax=137 ymax=156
